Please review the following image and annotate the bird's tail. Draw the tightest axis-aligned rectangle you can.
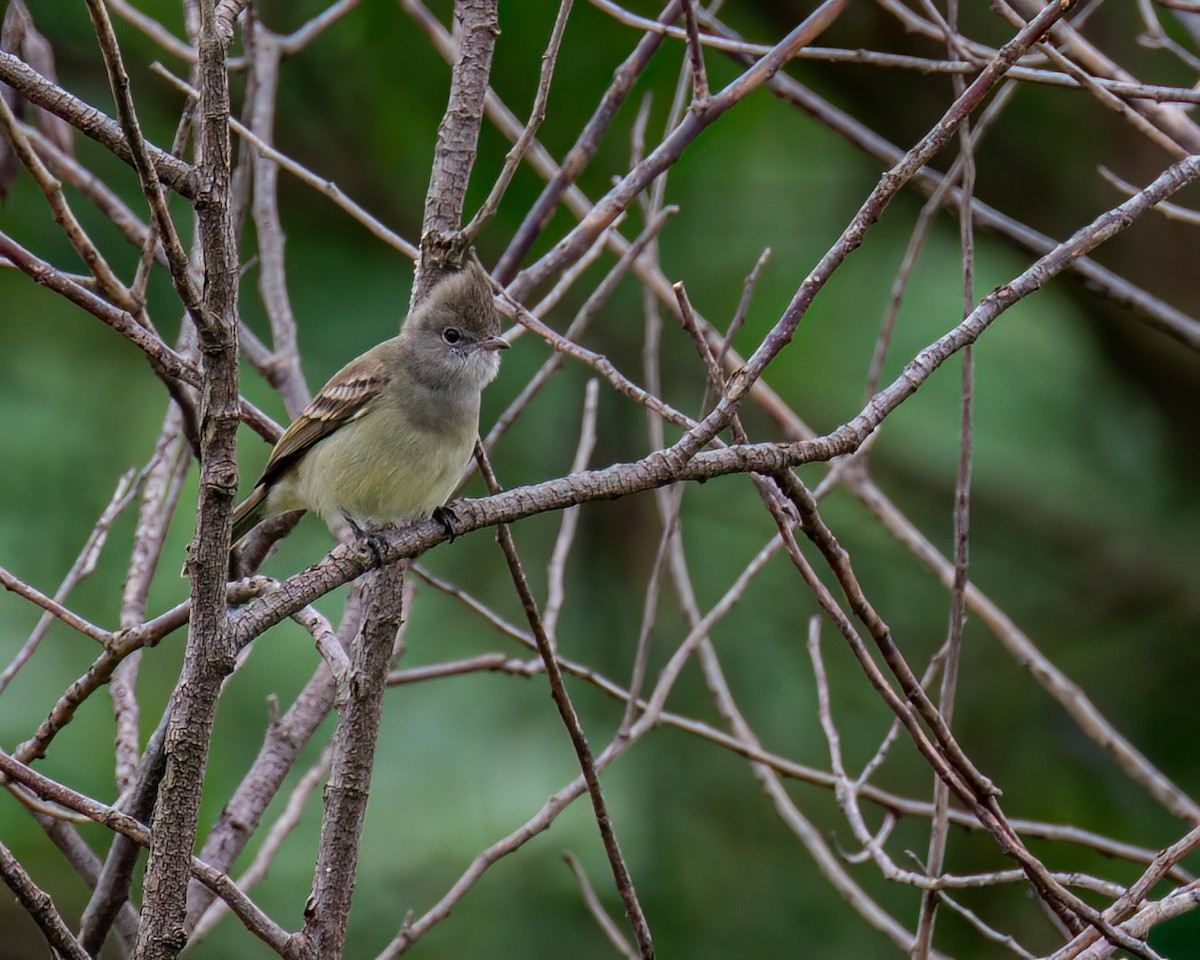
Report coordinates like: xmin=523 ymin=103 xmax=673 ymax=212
xmin=231 ymin=486 xmax=269 ymax=547
xmin=181 ymin=487 xmax=276 ymax=579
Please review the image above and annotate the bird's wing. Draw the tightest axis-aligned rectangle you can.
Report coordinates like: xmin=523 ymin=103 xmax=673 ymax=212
xmin=256 ymin=354 xmax=392 ymax=488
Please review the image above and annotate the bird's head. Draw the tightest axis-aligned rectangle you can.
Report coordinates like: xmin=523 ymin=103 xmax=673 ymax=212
xmin=403 ymin=259 xmax=510 ymax=392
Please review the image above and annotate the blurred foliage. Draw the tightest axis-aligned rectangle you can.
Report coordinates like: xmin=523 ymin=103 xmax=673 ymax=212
xmin=1 ymin=1 xmax=1199 ymax=958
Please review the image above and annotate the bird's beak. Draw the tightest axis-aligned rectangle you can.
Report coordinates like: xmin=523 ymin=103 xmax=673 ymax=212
xmin=479 ymin=335 xmax=510 ymax=352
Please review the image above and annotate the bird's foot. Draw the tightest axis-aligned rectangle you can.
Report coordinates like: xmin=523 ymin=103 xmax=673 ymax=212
xmin=343 ymin=512 xmax=389 ymax=566
xmin=432 ymin=504 xmax=460 ymax=542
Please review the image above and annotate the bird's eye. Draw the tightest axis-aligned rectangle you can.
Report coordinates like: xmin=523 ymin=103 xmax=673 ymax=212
xmin=442 ymin=327 xmax=462 ymax=345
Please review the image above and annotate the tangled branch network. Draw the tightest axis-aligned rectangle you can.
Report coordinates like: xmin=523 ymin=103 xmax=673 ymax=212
xmin=0 ymin=1 xmax=1198 ymax=959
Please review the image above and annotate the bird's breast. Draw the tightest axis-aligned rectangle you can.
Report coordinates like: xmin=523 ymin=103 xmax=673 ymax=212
xmin=295 ymin=401 xmax=478 ymax=525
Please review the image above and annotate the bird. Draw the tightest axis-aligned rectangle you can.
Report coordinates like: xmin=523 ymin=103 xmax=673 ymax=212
xmin=230 ymin=258 xmax=509 ymax=556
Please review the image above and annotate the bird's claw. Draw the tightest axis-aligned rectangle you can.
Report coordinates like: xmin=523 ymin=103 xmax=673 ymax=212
xmin=343 ymin=512 xmax=389 ymax=565
xmin=433 ymin=505 xmax=460 ymax=542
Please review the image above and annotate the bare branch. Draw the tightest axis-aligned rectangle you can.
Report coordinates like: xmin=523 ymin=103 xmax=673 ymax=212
xmin=0 ymin=840 xmax=89 ymax=960
xmin=0 ymin=564 xmax=111 ymax=645
xmin=0 ymin=467 xmax=141 ymax=694
xmin=298 ymin=564 xmax=406 ymax=958
xmin=417 ymin=0 xmax=499 ymax=285
xmin=0 ymin=49 xmax=194 ymax=193
xmin=1100 ymin=163 xmax=1200 ymax=224
xmin=4 ymin=4 xmax=1198 ymax=956
xmin=106 ymin=0 xmax=197 ymax=61
xmin=492 ymin=0 xmax=681 ymax=281
xmin=699 ymin=11 xmax=1200 ymax=352
xmin=136 ymin=0 xmax=241 ymax=953
xmin=463 ymin=0 xmax=574 ymax=240
xmin=151 ymin=63 xmax=418 ymax=258
xmin=542 ymin=378 xmax=600 ymax=646
xmin=563 ymin=853 xmax=639 ymax=960
xmin=0 ymin=750 xmax=297 ymax=956
xmin=513 ymin=0 xmax=851 ymax=298
xmin=476 ymin=445 xmax=654 ymax=958
xmin=190 ymin=745 xmax=334 ymax=944
xmin=84 ymin=0 xmax=203 ymax=326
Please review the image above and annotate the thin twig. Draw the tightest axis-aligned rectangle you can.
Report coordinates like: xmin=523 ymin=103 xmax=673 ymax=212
xmin=490 ymin=0 xmax=682 ymax=281
xmin=409 ymin=550 xmax=1195 ymax=881
xmin=1099 ymin=163 xmax=1200 ymax=224
xmin=543 ymin=378 xmax=600 ymax=646
xmin=512 ymin=0 xmax=851 ymax=299
xmin=678 ymin=0 xmax=709 ymax=104
xmin=84 ymin=0 xmax=203 ymax=326
xmin=563 ymin=853 xmax=640 ymax=960
xmin=190 ymin=746 xmax=334 ymax=944
xmin=151 ymin=63 xmax=418 ymax=258
xmin=915 ymin=18 xmax=977 ymax=953
xmin=0 ymin=468 xmax=141 ymax=694
xmin=464 ymin=0 xmax=574 ymax=240
xmin=0 ymin=89 xmax=135 ymax=310
xmin=0 ymin=750 xmax=296 ymax=955
xmin=475 ymin=444 xmax=655 ymax=959
xmin=0 ymin=565 xmax=112 ymax=646
xmin=697 ymin=11 xmax=1200 ymax=351
xmin=0 ymin=840 xmax=90 ymax=960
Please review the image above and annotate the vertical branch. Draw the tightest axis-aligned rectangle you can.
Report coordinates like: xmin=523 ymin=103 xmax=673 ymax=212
xmin=247 ymin=26 xmax=311 ymax=418
xmin=475 ymin=445 xmax=655 ymax=960
xmin=182 ymin=590 xmax=362 ymax=929
xmin=78 ymin=413 xmax=189 ymax=958
xmin=417 ymin=0 xmax=499 ymax=295
xmin=678 ymin=0 xmax=709 ymax=105
xmin=542 ymin=378 xmax=600 ymax=646
xmin=299 ymin=563 xmax=407 ymax=959
xmin=914 ymin=5 xmax=977 ymax=953
xmin=134 ymin=0 xmax=238 ymax=956
xmin=115 ymin=407 xmax=191 ymax=788
xmin=301 ymin=2 xmax=499 ymax=955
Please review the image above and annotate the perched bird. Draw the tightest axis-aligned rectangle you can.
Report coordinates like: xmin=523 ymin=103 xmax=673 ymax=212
xmin=230 ymin=258 xmax=509 ymax=553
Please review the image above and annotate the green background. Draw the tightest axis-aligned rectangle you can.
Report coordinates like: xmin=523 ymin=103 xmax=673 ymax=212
xmin=1 ymin=1 xmax=1198 ymax=957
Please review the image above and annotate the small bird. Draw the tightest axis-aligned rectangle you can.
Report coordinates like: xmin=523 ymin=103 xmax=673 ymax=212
xmin=230 ymin=258 xmax=509 ymax=554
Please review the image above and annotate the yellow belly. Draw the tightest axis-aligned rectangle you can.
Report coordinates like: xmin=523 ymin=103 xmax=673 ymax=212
xmin=267 ymin=407 xmax=476 ymax=530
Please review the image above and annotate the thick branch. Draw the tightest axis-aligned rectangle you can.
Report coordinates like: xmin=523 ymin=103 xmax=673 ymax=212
xmin=417 ymin=0 xmax=498 ymax=288
xmin=135 ymin=0 xmax=240 ymax=956
xmin=296 ymin=566 xmax=405 ymax=959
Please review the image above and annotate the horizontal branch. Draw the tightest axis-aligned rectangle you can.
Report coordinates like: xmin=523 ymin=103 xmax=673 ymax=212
xmin=230 ymin=144 xmax=1200 ymax=668
xmin=594 ymin=1 xmax=1200 ymax=104
xmin=0 ymin=50 xmax=194 ymax=196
